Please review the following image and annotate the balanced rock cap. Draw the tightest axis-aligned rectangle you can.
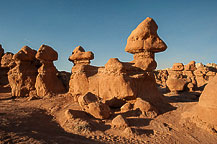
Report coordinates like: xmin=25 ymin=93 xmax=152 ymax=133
xmin=13 ymin=46 xmax=37 ymax=61
xmin=69 ymin=46 xmax=94 ymax=61
xmin=36 ymin=45 xmax=58 ymax=61
xmin=125 ymin=17 xmax=167 ymax=54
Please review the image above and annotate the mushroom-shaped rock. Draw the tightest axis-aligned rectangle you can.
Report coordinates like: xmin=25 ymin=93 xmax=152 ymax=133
xmin=125 ymin=17 xmax=167 ymax=54
xmin=36 ymin=45 xmax=58 ymax=61
xmin=172 ymin=63 xmax=184 ymax=71
xmin=185 ymin=61 xmax=196 ymax=71
xmin=35 ymin=45 xmax=65 ymax=98
xmin=69 ymin=46 xmax=94 ymax=65
xmin=8 ymin=46 xmax=38 ymax=97
xmin=125 ymin=17 xmax=167 ymax=71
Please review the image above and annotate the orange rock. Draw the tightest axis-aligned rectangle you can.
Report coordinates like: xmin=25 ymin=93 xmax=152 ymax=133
xmin=134 ymin=98 xmax=158 ymax=118
xmin=112 ymin=115 xmax=129 ymax=129
xmin=125 ymin=17 xmax=167 ymax=71
xmin=35 ymin=45 xmax=65 ymax=98
xmin=172 ymin=63 xmax=184 ymax=71
xmin=184 ymin=61 xmax=196 ymax=71
xmin=68 ymin=46 xmax=94 ymax=65
xmin=8 ymin=46 xmax=38 ymax=97
xmin=68 ymin=17 xmax=172 ymax=113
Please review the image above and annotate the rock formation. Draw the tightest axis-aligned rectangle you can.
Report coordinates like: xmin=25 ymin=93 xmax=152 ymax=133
xmin=35 ymin=45 xmax=66 ymax=98
xmin=0 ymin=52 xmax=15 ymax=86
xmin=69 ymin=17 xmax=172 ymax=119
xmin=7 ymin=46 xmax=38 ymax=97
xmin=155 ymin=61 xmax=216 ymax=93
xmin=183 ymin=75 xmax=217 ymax=132
xmin=68 ymin=46 xmax=94 ymax=65
xmin=125 ymin=17 xmax=167 ymax=71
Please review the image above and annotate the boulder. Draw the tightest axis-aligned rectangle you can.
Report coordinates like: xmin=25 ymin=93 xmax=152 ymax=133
xmin=134 ymin=98 xmax=158 ymax=118
xmin=78 ymin=92 xmax=111 ymax=119
xmin=166 ymin=77 xmax=186 ymax=93
xmin=112 ymin=115 xmax=129 ymax=129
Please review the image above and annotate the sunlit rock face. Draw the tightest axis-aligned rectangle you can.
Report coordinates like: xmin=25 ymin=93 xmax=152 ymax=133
xmin=8 ymin=46 xmax=38 ymax=97
xmin=35 ymin=45 xmax=65 ymax=98
xmin=125 ymin=17 xmax=167 ymax=71
xmin=68 ymin=46 xmax=94 ymax=66
xmin=68 ymin=17 xmax=172 ymax=118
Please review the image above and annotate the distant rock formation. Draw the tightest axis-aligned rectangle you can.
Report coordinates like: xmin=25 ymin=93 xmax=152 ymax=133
xmin=155 ymin=61 xmax=216 ymax=93
xmin=8 ymin=46 xmax=38 ymax=97
xmin=68 ymin=17 xmax=172 ymax=119
xmin=35 ymin=45 xmax=66 ymax=98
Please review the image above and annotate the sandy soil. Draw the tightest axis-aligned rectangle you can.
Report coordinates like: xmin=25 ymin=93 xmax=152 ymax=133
xmin=0 ymin=86 xmax=217 ymax=144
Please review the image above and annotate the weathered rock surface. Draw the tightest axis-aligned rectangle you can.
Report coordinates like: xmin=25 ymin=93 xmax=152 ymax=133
xmin=172 ymin=63 xmax=184 ymax=71
xmin=69 ymin=46 xmax=94 ymax=65
xmin=184 ymin=61 xmax=196 ymax=71
xmin=8 ymin=46 xmax=38 ymax=97
xmin=35 ymin=45 xmax=65 ymax=98
xmin=125 ymin=17 xmax=167 ymax=71
xmin=69 ymin=17 xmax=172 ymax=115
xmin=183 ymin=75 xmax=217 ymax=132
xmin=134 ymin=98 xmax=158 ymax=118
xmin=112 ymin=115 xmax=129 ymax=129
xmin=78 ymin=92 xmax=111 ymax=119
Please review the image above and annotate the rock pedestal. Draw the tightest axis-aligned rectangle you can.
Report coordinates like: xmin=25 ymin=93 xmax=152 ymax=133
xmin=69 ymin=17 xmax=172 ymax=117
xmin=35 ymin=45 xmax=65 ymax=98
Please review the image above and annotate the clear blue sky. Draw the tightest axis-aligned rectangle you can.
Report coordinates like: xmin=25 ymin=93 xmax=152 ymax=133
xmin=0 ymin=0 xmax=216 ymax=72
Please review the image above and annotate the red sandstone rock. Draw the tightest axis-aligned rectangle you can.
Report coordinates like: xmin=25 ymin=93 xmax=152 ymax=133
xmin=112 ymin=115 xmax=129 ymax=129
xmin=35 ymin=45 xmax=65 ymax=98
xmin=8 ymin=46 xmax=38 ymax=97
xmin=68 ymin=17 xmax=172 ymax=114
xmin=69 ymin=46 xmax=94 ymax=65
xmin=125 ymin=17 xmax=167 ymax=71
xmin=184 ymin=61 xmax=196 ymax=71
xmin=134 ymin=98 xmax=158 ymax=118
xmin=172 ymin=63 xmax=184 ymax=71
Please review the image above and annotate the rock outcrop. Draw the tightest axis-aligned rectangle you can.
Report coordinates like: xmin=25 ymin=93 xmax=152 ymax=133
xmin=35 ymin=45 xmax=66 ymax=98
xmin=183 ymin=75 xmax=217 ymax=132
xmin=8 ymin=46 xmax=38 ymax=97
xmin=69 ymin=17 xmax=172 ymax=117
xmin=155 ymin=61 xmax=216 ymax=93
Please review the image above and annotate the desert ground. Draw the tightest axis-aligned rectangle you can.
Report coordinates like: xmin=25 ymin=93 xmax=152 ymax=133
xmin=0 ymin=85 xmax=217 ymax=144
